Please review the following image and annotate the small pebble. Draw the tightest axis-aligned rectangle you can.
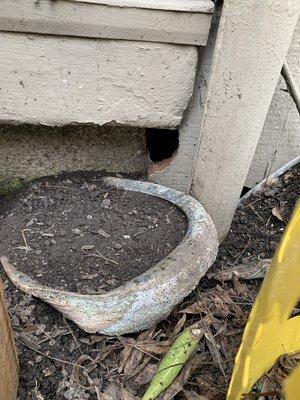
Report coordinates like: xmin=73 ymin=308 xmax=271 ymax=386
xmin=73 ymin=228 xmax=81 ymax=235
xmin=97 ymin=228 xmax=110 ymax=238
xmin=87 ymin=184 xmax=97 ymax=192
xmin=100 ymin=198 xmax=111 ymax=209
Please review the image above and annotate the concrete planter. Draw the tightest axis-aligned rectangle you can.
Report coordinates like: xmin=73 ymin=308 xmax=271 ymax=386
xmin=1 ymin=178 xmax=218 ymax=335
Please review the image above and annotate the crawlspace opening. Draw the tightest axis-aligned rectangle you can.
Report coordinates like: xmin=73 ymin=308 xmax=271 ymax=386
xmin=146 ymin=128 xmax=179 ymax=162
xmin=240 ymin=186 xmax=251 ymax=197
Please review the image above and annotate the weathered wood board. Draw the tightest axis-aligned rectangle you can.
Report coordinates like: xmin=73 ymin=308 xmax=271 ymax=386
xmin=75 ymin=0 xmax=214 ymax=12
xmin=0 ymin=32 xmax=197 ymax=127
xmin=0 ymin=280 xmax=18 ymax=400
xmin=0 ymin=0 xmax=213 ymax=46
xmin=246 ymin=17 xmax=300 ymax=187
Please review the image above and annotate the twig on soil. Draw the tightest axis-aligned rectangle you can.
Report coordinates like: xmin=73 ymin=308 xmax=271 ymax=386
xmin=18 ymin=339 xmax=85 ymax=369
xmin=34 ymin=380 xmax=45 ymax=400
xmin=194 ymin=377 xmax=227 ymax=395
xmin=62 ymin=316 xmax=83 ymax=355
xmin=38 ymin=330 xmax=70 ymax=344
xmin=72 ymin=354 xmax=103 ymax=399
xmin=83 ymin=250 xmax=119 ymax=266
xmin=232 ymin=234 xmax=251 ymax=265
xmin=244 ymin=197 xmax=263 ymax=209
xmin=21 ymin=229 xmax=31 ymax=248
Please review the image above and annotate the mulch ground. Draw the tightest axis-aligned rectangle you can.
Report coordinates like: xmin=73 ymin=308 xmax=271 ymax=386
xmin=0 ymin=164 xmax=299 ymax=400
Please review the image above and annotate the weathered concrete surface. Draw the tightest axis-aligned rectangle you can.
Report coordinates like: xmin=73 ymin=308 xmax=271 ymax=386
xmin=192 ymin=0 xmax=300 ymax=241
xmin=0 ymin=124 xmax=148 ymax=189
xmin=0 ymin=179 xmax=218 ymax=335
xmin=246 ymin=17 xmax=300 ymax=187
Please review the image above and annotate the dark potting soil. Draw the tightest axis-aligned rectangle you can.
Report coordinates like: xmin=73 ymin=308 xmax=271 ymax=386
xmin=212 ymin=163 xmax=300 ymax=273
xmin=0 ymin=172 xmax=187 ymax=294
xmin=0 ymin=164 xmax=298 ymax=400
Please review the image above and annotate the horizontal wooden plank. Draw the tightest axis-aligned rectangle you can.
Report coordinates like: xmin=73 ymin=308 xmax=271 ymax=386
xmin=0 ymin=0 xmax=213 ymax=46
xmin=0 ymin=280 xmax=18 ymax=400
xmin=74 ymin=0 xmax=214 ymax=13
xmin=0 ymin=32 xmax=197 ymax=127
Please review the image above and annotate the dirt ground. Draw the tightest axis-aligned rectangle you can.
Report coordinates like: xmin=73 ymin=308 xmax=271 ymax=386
xmin=0 ymin=164 xmax=299 ymax=400
xmin=0 ymin=172 xmax=186 ymax=294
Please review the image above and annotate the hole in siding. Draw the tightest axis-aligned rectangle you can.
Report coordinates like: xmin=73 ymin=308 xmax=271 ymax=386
xmin=146 ymin=128 xmax=179 ymax=162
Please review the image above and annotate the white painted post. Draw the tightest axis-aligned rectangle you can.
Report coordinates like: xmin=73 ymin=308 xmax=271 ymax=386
xmin=192 ymin=0 xmax=300 ymax=241
xmin=148 ymin=12 xmax=219 ymax=192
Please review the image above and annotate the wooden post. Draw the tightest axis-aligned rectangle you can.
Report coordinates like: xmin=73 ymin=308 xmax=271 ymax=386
xmin=0 ymin=280 xmax=18 ymax=400
xmin=191 ymin=0 xmax=300 ymax=241
xmin=149 ymin=10 xmax=219 ymax=192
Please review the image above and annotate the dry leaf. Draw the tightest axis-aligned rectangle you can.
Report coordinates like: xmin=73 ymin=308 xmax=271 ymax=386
xmin=130 ymin=363 xmax=157 ymax=389
xmin=72 ymin=354 xmax=101 ymax=390
xmin=80 ymin=335 xmax=103 ymax=346
xmin=98 ymin=394 xmax=114 ymax=400
xmin=118 ymin=345 xmax=133 ymax=373
xmin=271 ymin=206 xmax=284 ymax=222
xmin=204 ymin=329 xmax=226 ymax=382
xmin=171 ymin=314 xmax=187 ymax=339
xmin=180 ymin=301 xmax=205 ymax=315
xmin=136 ymin=340 xmax=170 ymax=356
xmin=183 ymin=390 xmax=209 ymax=400
xmin=232 ymin=274 xmax=248 ymax=296
xmin=123 ymin=344 xmax=145 ymax=379
xmin=123 ymin=328 xmax=155 ymax=379
xmin=124 ymin=355 xmax=152 ymax=382
xmin=98 ymin=229 xmax=110 ymax=238
xmin=101 ymin=383 xmax=120 ymax=400
xmin=283 ymin=170 xmax=293 ymax=181
xmin=210 ymin=259 xmax=271 ymax=281
xmin=119 ymin=385 xmax=139 ymax=400
xmin=81 ymin=245 xmax=95 ymax=251
xmin=17 ymin=332 xmax=41 ymax=350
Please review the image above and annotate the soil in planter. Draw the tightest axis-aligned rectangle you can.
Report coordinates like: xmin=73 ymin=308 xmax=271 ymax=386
xmin=0 ymin=172 xmax=187 ymax=294
xmin=0 ymin=164 xmax=298 ymax=400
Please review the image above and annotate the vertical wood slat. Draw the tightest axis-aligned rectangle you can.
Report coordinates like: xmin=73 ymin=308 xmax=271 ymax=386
xmin=0 ymin=279 xmax=18 ymax=400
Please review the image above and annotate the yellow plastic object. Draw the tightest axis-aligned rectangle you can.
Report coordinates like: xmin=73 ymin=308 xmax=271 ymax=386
xmin=227 ymin=201 xmax=300 ymax=400
xmin=284 ymin=364 xmax=300 ymax=399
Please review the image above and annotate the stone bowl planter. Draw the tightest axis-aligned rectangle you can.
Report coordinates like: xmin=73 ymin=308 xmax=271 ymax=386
xmin=1 ymin=178 xmax=218 ymax=335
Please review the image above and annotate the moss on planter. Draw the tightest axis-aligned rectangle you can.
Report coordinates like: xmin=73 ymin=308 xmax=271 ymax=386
xmin=0 ymin=177 xmax=23 ymax=197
